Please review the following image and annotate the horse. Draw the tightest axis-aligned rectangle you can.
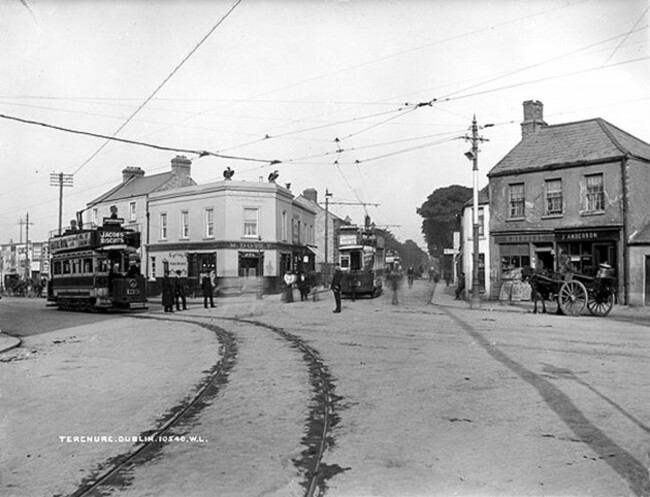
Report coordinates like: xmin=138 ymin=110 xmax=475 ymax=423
xmin=521 ymin=266 xmax=553 ymax=314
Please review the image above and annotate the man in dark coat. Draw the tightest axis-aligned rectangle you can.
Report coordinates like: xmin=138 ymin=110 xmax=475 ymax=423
xmin=201 ymin=272 xmax=215 ymax=308
xmin=331 ymin=264 xmax=342 ymax=313
xmin=173 ymin=270 xmax=187 ymax=311
xmin=162 ymin=271 xmax=174 ymax=312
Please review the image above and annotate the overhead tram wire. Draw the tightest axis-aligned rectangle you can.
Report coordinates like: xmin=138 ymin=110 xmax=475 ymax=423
xmin=0 ymin=112 xmax=279 ymax=165
xmin=601 ymin=6 xmax=649 ymax=67
xmin=70 ymin=0 xmax=243 ymax=176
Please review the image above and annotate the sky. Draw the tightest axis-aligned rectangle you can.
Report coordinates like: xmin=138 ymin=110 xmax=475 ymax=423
xmin=0 ymin=0 xmax=648 ymax=249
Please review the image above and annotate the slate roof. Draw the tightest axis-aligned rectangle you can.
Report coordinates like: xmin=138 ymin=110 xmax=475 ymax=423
xmin=88 ymin=172 xmax=175 ymax=205
xmin=463 ymin=185 xmax=489 ymax=207
xmin=488 ymin=118 xmax=650 ymax=177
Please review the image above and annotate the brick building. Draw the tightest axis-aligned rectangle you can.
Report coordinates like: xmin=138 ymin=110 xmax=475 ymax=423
xmin=488 ymin=100 xmax=650 ymax=305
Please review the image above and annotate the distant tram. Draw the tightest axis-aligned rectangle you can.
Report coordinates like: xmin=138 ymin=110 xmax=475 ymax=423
xmin=47 ymin=214 xmax=147 ymax=311
xmin=338 ymin=220 xmax=385 ymax=298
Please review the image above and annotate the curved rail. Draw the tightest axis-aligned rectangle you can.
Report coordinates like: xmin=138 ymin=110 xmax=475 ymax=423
xmin=68 ymin=318 xmax=237 ymax=497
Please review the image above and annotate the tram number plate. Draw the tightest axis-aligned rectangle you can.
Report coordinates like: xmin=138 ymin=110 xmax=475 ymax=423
xmin=126 ymin=289 xmax=140 ymax=295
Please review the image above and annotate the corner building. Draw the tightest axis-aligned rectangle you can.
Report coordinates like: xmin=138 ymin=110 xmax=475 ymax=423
xmin=147 ymin=179 xmax=316 ymax=295
xmin=488 ymin=100 xmax=650 ymax=305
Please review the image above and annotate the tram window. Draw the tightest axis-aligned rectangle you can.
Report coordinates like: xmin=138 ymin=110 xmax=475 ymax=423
xmin=62 ymin=260 xmax=71 ymax=274
xmin=350 ymin=252 xmax=361 ymax=271
xmin=340 ymin=256 xmax=350 ymax=269
xmin=83 ymin=258 xmax=93 ymax=274
xmin=53 ymin=261 xmax=62 ymax=275
xmin=72 ymin=259 xmax=81 ymax=274
xmin=96 ymin=259 xmax=109 ymax=273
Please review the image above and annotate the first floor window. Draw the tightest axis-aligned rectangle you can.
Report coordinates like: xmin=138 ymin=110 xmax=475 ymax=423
xmin=244 ymin=208 xmax=258 ymax=237
xmin=545 ymin=179 xmax=563 ymax=215
xmin=205 ymin=208 xmax=214 ymax=238
xmin=181 ymin=210 xmax=189 ymax=239
xmin=585 ymin=173 xmax=604 ymax=211
xmin=509 ymin=183 xmax=525 ymax=218
xmin=160 ymin=213 xmax=168 ymax=240
xmin=92 ymin=208 xmax=98 ymax=226
xmin=129 ymin=201 xmax=137 ymax=222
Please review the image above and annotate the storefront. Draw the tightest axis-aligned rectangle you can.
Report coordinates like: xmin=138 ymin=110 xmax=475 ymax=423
xmin=494 ymin=232 xmax=555 ymax=276
xmin=555 ymin=227 xmax=619 ymax=277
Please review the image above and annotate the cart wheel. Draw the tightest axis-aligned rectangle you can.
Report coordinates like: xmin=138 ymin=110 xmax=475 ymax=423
xmin=587 ymin=292 xmax=613 ymax=317
xmin=558 ymin=280 xmax=587 ymax=316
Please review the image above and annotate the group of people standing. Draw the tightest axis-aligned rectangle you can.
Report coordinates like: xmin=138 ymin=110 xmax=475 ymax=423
xmin=161 ymin=270 xmax=216 ymax=312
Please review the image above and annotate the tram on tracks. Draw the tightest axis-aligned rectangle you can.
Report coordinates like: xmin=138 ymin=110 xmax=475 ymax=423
xmin=338 ymin=220 xmax=385 ymax=298
xmin=47 ymin=215 xmax=147 ymax=311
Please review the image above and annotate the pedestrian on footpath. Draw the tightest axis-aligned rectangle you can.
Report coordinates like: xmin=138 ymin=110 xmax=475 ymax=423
xmin=331 ymin=263 xmax=342 ymax=313
xmin=162 ymin=271 xmax=174 ymax=313
xmin=455 ymin=272 xmax=466 ymax=300
xmin=283 ymin=271 xmax=295 ymax=303
xmin=174 ymin=270 xmax=187 ymax=311
xmin=201 ymin=272 xmax=215 ymax=308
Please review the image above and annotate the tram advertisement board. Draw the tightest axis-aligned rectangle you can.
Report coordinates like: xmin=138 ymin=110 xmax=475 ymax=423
xmin=99 ymin=229 xmax=125 ymax=246
xmin=49 ymin=232 xmax=92 ymax=253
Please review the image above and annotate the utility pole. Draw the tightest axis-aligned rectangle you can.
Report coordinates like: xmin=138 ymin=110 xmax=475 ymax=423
xmin=49 ymin=172 xmax=74 ymax=235
xmin=24 ymin=212 xmax=31 ymax=280
xmin=463 ymin=115 xmax=493 ymax=309
xmin=324 ymin=189 xmax=333 ymax=286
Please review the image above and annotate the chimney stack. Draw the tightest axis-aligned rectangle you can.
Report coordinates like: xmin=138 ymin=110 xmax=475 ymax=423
xmin=521 ymin=100 xmax=547 ymax=140
xmin=171 ymin=155 xmax=192 ymax=178
xmin=122 ymin=166 xmax=145 ymax=182
xmin=302 ymin=188 xmax=318 ymax=204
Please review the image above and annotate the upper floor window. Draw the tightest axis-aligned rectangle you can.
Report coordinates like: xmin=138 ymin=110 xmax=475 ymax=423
xmin=545 ymin=179 xmax=563 ymax=215
xmin=160 ymin=213 xmax=168 ymax=240
xmin=180 ymin=210 xmax=189 ymax=239
xmin=585 ymin=173 xmax=604 ymax=211
xmin=129 ymin=201 xmax=137 ymax=222
xmin=282 ymin=211 xmax=288 ymax=241
xmin=478 ymin=207 xmax=485 ymax=236
xmin=243 ymin=208 xmax=258 ymax=237
xmin=509 ymin=183 xmax=525 ymax=218
xmin=205 ymin=208 xmax=214 ymax=238
xmin=92 ymin=208 xmax=98 ymax=226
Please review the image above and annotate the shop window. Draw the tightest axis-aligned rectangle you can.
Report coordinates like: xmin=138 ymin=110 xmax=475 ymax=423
xmin=500 ymin=243 xmax=530 ymax=275
xmin=585 ymin=174 xmax=604 ymax=212
xmin=545 ymin=179 xmax=563 ymax=215
xmin=509 ymin=183 xmax=525 ymax=218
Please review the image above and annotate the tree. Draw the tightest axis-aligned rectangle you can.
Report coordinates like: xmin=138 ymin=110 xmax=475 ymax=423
xmin=417 ymin=185 xmax=471 ymax=258
xmin=375 ymin=229 xmax=428 ymax=269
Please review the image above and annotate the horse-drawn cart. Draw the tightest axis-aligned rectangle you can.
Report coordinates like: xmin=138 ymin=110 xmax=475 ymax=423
xmin=523 ymin=264 xmax=616 ymax=317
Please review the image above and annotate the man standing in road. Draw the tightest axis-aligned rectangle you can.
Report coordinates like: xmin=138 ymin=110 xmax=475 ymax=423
xmin=201 ymin=272 xmax=215 ymax=309
xmin=331 ymin=263 xmax=342 ymax=313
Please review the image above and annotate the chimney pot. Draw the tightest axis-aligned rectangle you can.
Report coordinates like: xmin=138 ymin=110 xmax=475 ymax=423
xmin=122 ymin=166 xmax=145 ymax=182
xmin=521 ymin=100 xmax=547 ymax=140
xmin=302 ymin=188 xmax=318 ymax=204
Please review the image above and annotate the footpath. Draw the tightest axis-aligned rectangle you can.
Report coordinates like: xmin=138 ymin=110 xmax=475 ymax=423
xmin=430 ymin=280 xmax=650 ymax=322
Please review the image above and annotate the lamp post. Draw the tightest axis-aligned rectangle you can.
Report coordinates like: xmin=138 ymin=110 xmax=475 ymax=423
xmin=463 ymin=115 xmax=493 ymax=309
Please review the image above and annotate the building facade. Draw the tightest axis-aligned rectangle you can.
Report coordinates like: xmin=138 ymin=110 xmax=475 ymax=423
xmin=296 ymin=188 xmax=349 ymax=284
xmin=146 ymin=179 xmax=316 ymax=295
xmin=488 ymin=100 xmax=650 ymax=305
xmin=84 ymin=155 xmax=197 ymax=275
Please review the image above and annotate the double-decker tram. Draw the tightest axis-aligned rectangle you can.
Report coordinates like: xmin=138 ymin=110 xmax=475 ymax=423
xmin=47 ymin=215 xmax=147 ymax=311
xmin=338 ymin=219 xmax=385 ymax=298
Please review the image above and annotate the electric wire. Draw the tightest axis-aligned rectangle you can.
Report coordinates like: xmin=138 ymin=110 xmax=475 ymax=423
xmin=70 ymin=0 xmax=243 ymax=176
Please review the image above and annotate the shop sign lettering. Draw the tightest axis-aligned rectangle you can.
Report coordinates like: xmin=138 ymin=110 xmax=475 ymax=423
xmin=100 ymin=231 xmax=125 ymax=245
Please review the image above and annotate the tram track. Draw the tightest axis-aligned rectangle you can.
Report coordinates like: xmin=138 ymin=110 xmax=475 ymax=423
xmin=67 ymin=313 xmax=341 ymax=497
